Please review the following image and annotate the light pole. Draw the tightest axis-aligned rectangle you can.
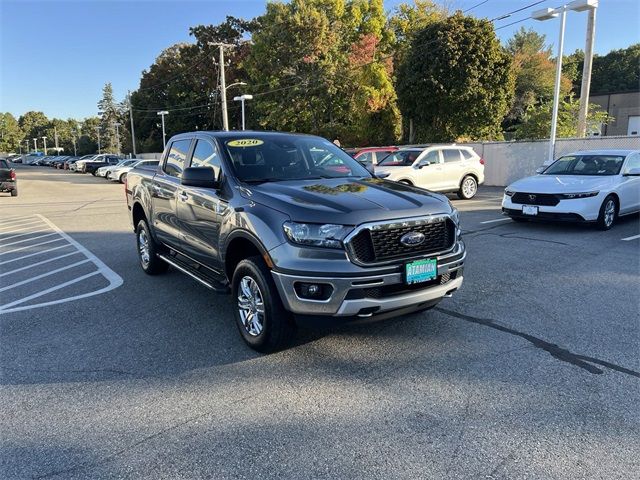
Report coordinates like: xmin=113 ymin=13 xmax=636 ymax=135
xmin=33 ymin=138 xmax=38 ymax=153
xmin=233 ymin=94 xmax=253 ymax=130
xmin=95 ymin=127 xmax=101 ymax=154
xmin=114 ymin=122 xmax=121 ymax=155
xmin=42 ymin=136 xmax=48 ymax=155
xmin=576 ymin=2 xmax=598 ymax=136
xmin=72 ymin=136 xmax=77 ymax=156
xmin=157 ymin=111 xmax=169 ymax=148
xmin=533 ymin=0 xmax=599 ymax=164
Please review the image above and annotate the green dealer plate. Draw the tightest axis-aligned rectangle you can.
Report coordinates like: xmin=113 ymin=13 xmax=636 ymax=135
xmin=405 ymin=258 xmax=437 ymax=285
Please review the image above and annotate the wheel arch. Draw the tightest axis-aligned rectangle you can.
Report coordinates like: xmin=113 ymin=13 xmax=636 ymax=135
xmin=223 ymin=230 xmax=271 ymax=282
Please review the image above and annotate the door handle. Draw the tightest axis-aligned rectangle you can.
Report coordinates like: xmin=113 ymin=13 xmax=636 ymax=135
xmin=178 ymin=191 xmax=188 ymax=202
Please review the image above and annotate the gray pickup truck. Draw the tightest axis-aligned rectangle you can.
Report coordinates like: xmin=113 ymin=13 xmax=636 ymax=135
xmin=126 ymin=131 xmax=465 ymax=352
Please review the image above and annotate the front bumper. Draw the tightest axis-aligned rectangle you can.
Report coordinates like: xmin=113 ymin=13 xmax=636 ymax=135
xmin=271 ymin=242 xmax=465 ymax=316
xmin=502 ymin=194 xmax=603 ymax=222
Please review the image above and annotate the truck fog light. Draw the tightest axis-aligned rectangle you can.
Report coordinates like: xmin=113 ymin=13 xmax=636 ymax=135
xmin=295 ymin=282 xmax=333 ymax=300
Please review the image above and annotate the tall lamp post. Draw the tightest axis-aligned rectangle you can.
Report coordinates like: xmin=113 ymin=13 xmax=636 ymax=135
xmin=157 ymin=111 xmax=169 ymax=149
xmin=532 ymin=0 xmax=599 ymax=164
xmin=95 ymin=127 xmax=101 ymax=154
xmin=114 ymin=122 xmax=121 ymax=155
xmin=33 ymin=138 xmax=38 ymax=153
xmin=233 ymin=94 xmax=253 ymax=130
xmin=42 ymin=136 xmax=48 ymax=155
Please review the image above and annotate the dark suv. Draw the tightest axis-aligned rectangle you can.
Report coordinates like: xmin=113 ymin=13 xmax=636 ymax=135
xmin=126 ymin=131 xmax=465 ymax=352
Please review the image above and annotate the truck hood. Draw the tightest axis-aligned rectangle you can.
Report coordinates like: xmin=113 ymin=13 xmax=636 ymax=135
xmin=244 ymin=177 xmax=452 ymax=225
xmin=508 ymin=175 xmax=616 ymax=193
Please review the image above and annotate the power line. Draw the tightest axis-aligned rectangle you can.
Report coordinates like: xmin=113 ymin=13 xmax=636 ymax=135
xmin=490 ymin=0 xmax=547 ymax=22
xmin=463 ymin=0 xmax=490 ymax=14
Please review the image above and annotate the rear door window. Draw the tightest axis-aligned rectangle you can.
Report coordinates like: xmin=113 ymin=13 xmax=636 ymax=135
xmin=163 ymin=139 xmax=191 ymax=178
xmin=442 ymin=149 xmax=462 ymax=163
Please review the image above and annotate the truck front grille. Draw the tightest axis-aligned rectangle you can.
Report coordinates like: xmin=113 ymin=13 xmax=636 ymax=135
xmin=346 ymin=217 xmax=455 ymax=265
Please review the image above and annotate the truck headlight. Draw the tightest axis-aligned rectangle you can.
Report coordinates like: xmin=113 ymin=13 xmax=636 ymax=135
xmin=504 ymin=189 xmax=515 ymax=197
xmin=450 ymin=207 xmax=460 ymax=227
xmin=283 ymin=222 xmax=352 ymax=249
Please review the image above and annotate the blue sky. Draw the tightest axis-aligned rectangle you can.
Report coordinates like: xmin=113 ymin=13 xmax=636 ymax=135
xmin=1 ymin=0 xmax=639 ymax=120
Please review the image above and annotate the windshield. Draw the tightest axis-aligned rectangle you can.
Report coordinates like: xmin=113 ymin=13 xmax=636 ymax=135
xmin=378 ymin=150 xmax=422 ymax=166
xmin=544 ymin=155 xmax=624 ymax=176
xmin=221 ymin=134 xmax=371 ymax=183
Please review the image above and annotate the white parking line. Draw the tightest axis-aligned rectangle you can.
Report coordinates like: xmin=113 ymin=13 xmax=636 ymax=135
xmin=0 ymin=228 xmax=50 ymax=242
xmin=0 ymin=259 xmax=91 ymax=293
xmin=0 ymin=251 xmax=82 ymax=278
xmin=621 ymin=234 xmax=640 ymax=241
xmin=0 ymin=219 xmax=42 ymax=231
xmin=480 ymin=218 xmax=511 ymax=224
xmin=0 ymin=237 xmax=65 ymax=256
xmin=0 ymin=232 xmax=57 ymax=248
xmin=0 ymin=244 xmax=71 ymax=266
xmin=0 ymin=214 xmax=123 ymax=314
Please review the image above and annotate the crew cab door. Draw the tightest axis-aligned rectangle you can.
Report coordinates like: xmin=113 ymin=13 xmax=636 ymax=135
xmin=151 ymin=138 xmax=192 ymax=249
xmin=176 ymin=137 xmax=227 ymax=273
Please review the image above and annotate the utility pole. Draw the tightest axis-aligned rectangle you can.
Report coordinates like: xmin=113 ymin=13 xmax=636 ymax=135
xmin=114 ymin=122 xmax=121 ymax=155
xmin=72 ymin=136 xmax=77 ymax=156
xmin=209 ymin=42 xmax=234 ymax=131
xmin=42 ymin=136 xmax=48 ymax=155
xmin=128 ymin=91 xmax=137 ymax=156
xmin=157 ymin=111 xmax=169 ymax=148
xmin=577 ymin=7 xmax=597 ymax=137
xmin=96 ymin=127 xmax=101 ymax=154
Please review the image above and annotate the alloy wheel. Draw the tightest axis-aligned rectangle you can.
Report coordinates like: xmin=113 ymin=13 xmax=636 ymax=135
xmin=237 ymin=276 xmax=265 ymax=337
xmin=604 ymin=199 xmax=615 ymax=227
xmin=138 ymin=229 xmax=150 ymax=267
xmin=462 ymin=177 xmax=477 ymax=198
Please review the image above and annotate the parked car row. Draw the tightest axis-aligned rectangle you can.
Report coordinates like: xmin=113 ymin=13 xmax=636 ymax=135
xmin=10 ymin=153 xmax=160 ymax=183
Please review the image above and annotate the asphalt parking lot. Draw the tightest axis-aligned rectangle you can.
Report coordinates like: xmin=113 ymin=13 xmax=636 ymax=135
xmin=1 ymin=165 xmax=639 ymax=479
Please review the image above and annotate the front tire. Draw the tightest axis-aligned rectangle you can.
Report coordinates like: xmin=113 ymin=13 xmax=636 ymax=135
xmin=232 ymin=256 xmax=295 ymax=353
xmin=135 ymin=220 xmax=168 ymax=275
xmin=119 ymin=172 xmax=127 ymax=183
xmin=457 ymin=175 xmax=478 ymax=199
xmin=596 ymin=195 xmax=617 ymax=230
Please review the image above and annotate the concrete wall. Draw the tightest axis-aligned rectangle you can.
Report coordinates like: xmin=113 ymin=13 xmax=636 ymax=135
xmin=136 ymin=153 xmax=162 ymax=160
xmin=460 ymin=135 xmax=640 ymax=187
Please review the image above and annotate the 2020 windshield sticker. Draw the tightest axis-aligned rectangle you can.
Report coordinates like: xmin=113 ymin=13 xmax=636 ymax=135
xmin=227 ymin=139 xmax=264 ymax=147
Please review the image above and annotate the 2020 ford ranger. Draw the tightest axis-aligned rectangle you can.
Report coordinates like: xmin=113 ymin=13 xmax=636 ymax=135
xmin=126 ymin=131 xmax=465 ymax=352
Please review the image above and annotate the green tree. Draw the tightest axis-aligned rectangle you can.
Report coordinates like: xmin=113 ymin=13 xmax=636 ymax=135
xmin=97 ymin=82 xmax=125 ymax=154
xmin=396 ymin=12 xmax=515 ymax=142
xmin=515 ymin=96 xmax=611 ymax=140
xmin=503 ymin=28 xmax=572 ymax=131
xmin=0 ymin=113 xmax=23 ymax=153
xmin=570 ymin=44 xmax=640 ymax=95
xmin=18 ymin=111 xmax=49 ymax=151
xmin=77 ymin=117 xmax=101 ymax=155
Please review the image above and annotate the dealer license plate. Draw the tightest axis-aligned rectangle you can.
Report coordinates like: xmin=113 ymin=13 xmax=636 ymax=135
xmin=405 ymin=258 xmax=437 ymax=285
xmin=522 ymin=205 xmax=539 ymax=216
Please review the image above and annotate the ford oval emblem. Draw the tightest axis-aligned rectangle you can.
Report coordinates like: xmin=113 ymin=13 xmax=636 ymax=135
xmin=400 ymin=231 xmax=426 ymax=247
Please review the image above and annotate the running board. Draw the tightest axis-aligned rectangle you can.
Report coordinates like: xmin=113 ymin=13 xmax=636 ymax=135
xmin=157 ymin=253 xmax=229 ymax=293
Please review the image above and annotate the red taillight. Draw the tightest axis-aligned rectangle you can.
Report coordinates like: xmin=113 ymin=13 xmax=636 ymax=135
xmin=10 ymin=170 xmax=16 ymax=180
xmin=479 ymin=157 xmax=485 ymax=165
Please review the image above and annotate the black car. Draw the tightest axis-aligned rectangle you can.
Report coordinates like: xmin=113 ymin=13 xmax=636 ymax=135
xmin=0 ymin=158 xmax=18 ymax=196
xmin=84 ymin=156 xmax=122 ymax=175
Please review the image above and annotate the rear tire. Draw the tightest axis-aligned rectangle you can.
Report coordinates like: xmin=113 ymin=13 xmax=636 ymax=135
xmin=10 ymin=189 xmax=18 ymax=197
xmin=596 ymin=195 xmax=617 ymax=230
xmin=457 ymin=175 xmax=478 ymax=199
xmin=232 ymin=256 xmax=295 ymax=353
xmin=135 ymin=219 xmax=168 ymax=275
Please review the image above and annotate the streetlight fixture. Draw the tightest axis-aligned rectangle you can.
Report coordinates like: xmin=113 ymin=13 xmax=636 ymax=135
xmin=157 ymin=111 xmax=169 ymax=148
xmin=532 ymin=0 xmax=598 ymax=164
xmin=233 ymin=94 xmax=253 ymax=130
xmin=42 ymin=136 xmax=48 ymax=155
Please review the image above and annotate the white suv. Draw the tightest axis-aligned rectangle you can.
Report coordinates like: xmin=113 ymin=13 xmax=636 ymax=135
xmin=375 ymin=146 xmax=485 ymax=199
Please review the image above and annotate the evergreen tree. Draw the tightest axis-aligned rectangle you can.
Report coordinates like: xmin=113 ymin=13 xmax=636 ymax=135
xmin=97 ymin=82 xmax=125 ymax=153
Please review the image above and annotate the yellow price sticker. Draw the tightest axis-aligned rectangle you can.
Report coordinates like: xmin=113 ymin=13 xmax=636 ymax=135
xmin=227 ymin=139 xmax=264 ymax=147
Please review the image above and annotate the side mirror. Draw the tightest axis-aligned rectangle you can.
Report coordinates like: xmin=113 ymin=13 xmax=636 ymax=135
xmin=535 ymin=167 xmax=545 ymax=174
xmin=416 ymin=161 xmax=430 ymax=169
xmin=623 ymin=167 xmax=640 ymax=176
xmin=181 ymin=167 xmax=219 ymax=188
